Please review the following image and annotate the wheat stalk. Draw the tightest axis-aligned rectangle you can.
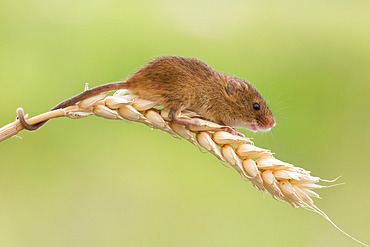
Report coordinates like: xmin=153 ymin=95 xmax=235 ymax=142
xmin=0 ymin=85 xmax=368 ymax=246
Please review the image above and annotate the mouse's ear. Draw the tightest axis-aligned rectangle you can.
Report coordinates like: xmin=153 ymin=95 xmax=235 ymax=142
xmin=226 ymin=79 xmax=245 ymax=96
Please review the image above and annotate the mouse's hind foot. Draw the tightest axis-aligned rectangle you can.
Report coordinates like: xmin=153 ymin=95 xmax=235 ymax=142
xmin=168 ymin=109 xmax=200 ymax=129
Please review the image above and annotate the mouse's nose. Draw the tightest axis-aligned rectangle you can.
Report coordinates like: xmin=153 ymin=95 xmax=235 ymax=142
xmin=257 ymin=116 xmax=275 ymax=131
xmin=270 ymin=119 xmax=276 ymax=128
xmin=266 ymin=120 xmax=276 ymax=130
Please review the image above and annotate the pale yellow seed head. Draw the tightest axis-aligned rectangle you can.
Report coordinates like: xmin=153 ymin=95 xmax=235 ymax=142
xmin=196 ymin=132 xmax=225 ymax=162
xmin=169 ymin=122 xmax=199 ymax=146
xmin=256 ymin=157 xmax=276 ymax=169
xmin=300 ymin=187 xmax=321 ymax=199
xmin=242 ymin=158 xmax=265 ymax=191
xmin=56 ymin=91 xmax=367 ymax=247
xmin=236 ymin=144 xmax=272 ymax=158
xmin=132 ymin=98 xmax=157 ymax=111
xmin=289 ymin=180 xmax=323 ymax=190
xmin=292 ymin=185 xmax=314 ymax=205
xmin=261 ymin=170 xmax=284 ymax=200
xmin=160 ymin=109 xmax=171 ymax=121
xmin=212 ymin=131 xmax=251 ymax=145
xmin=113 ymin=89 xmax=130 ymax=97
xmin=273 ymin=170 xmax=303 ymax=181
xmin=242 ymin=159 xmax=260 ymax=178
xmin=256 ymin=157 xmax=290 ymax=170
xmin=117 ymin=105 xmax=151 ymax=125
xmin=121 ymin=94 xmax=137 ymax=101
xmin=189 ymin=119 xmax=225 ymax=132
xmin=221 ymin=144 xmax=250 ymax=179
xmin=78 ymin=92 xmax=107 ymax=109
xmin=144 ymin=110 xmax=178 ymax=138
xmin=296 ymin=176 xmax=320 ymax=184
xmin=104 ymin=96 xmax=133 ymax=109
xmin=278 ymin=180 xmax=303 ymax=208
xmin=93 ymin=105 xmax=123 ymax=120
xmin=144 ymin=110 xmax=167 ymax=129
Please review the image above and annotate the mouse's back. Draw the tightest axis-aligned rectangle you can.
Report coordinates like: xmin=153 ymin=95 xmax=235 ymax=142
xmin=125 ymin=56 xmax=222 ymax=110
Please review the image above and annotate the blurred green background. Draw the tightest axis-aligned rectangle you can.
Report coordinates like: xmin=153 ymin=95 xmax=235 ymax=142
xmin=0 ymin=0 xmax=369 ymax=246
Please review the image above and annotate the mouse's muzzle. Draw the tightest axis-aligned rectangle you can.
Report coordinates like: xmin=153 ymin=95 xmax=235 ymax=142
xmin=257 ymin=115 xmax=276 ymax=131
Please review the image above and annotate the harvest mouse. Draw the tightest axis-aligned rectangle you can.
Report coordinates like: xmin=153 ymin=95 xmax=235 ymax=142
xmin=17 ymin=56 xmax=275 ymax=134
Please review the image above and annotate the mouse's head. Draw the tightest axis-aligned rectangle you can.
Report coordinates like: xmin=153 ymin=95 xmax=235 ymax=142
xmin=223 ymin=78 xmax=275 ymax=132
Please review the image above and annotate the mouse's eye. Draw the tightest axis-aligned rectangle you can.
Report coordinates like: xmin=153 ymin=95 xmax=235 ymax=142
xmin=253 ymin=103 xmax=260 ymax=111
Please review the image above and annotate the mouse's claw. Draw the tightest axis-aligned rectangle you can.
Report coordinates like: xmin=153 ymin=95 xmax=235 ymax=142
xmin=221 ymin=126 xmax=244 ymax=137
xmin=236 ymin=131 xmax=245 ymax=138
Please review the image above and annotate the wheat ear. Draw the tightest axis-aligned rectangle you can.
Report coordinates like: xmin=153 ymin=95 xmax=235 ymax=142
xmin=0 ymin=86 xmax=368 ymax=246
